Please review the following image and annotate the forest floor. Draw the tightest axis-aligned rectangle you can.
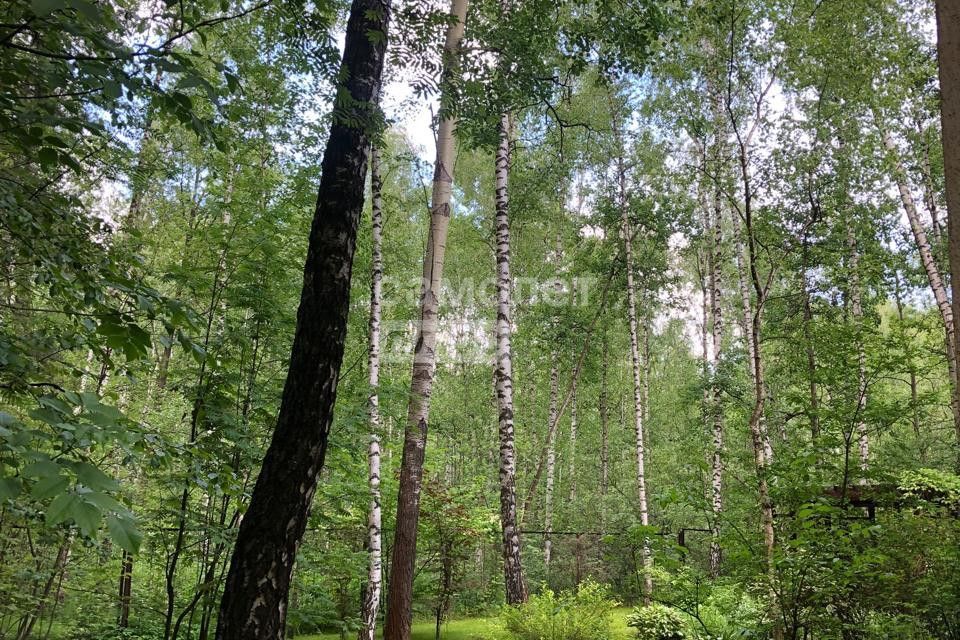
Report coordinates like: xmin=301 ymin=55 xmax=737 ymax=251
xmin=300 ymin=607 xmax=634 ymax=639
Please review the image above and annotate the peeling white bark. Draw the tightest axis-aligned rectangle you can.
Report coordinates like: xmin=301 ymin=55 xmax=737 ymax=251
xmin=360 ymin=146 xmax=384 ymax=640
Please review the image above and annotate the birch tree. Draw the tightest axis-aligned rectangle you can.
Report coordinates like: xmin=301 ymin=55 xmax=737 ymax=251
xmin=493 ymin=112 xmax=528 ymax=604
xmin=615 ymin=119 xmax=653 ymax=605
xmin=879 ymin=128 xmax=960 ymax=453
xmin=385 ymin=0 xmax=469 ymax=636
xmin=215 ymin=1 xmax=391 ymax=636
xmin=359 ymin=145 xmax=385 ymax=640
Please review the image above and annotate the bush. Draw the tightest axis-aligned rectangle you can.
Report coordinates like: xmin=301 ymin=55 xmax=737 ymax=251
xmin=626 ymin=603 xmax=688 ymax=640
xmin=499 ymin=580 xmax=620 ymax=640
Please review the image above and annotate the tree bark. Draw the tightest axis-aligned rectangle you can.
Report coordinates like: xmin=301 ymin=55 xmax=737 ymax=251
xmin=568 ymin=376 xmax=578 ymax=505
xmin=16 ymin=536 xmax=73 ymax=640
xmin=493 ymin=112 xmax=527 ymax=605
xmin=846 ymin=221 xmax=869 ymax=473
xmin=599 ymin=333 xmax=610 ymax=512
xmin=118 ymin=550 xmax=133 ymax=628
xmin=215 ymin=1 xmax=390 ymax=636
xmin=801 ymin=230 xmax=820 ymax=440
xmin=543 ymin=355 xmax=559 ymax=572
xmin=384 ymin=0 xmax=468 ymax=636
xmin=707 ymin=170 xmax=724 ymax=577
xmin=936 ymin=0 xmax=960 ymax=472
xmin=880 ymin=128 xmax=960 ymax=460
xmin=617 ymin=134 xmax=653 ymax=605
xmin=359 ymin=145 xmax=385 ymax=640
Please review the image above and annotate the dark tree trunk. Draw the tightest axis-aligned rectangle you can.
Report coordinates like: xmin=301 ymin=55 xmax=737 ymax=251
xmin=937 ymin=0 xmax=960 ymax=472
xmin=117 ymin=550 xmax=133 ymax=628
xmin=214 ymin=2 xmax=390 ymax=638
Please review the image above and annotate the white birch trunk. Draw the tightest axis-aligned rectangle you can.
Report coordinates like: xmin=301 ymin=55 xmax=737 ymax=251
xmin=846 ymin=221 xmax=869 ymax=474
xmin=880 ymin=129 xmax=960 ymax=439
xmin=707 ymin=178 xmax=724 ymax=577
xmin=729 ymin=210 xmax=773 ymax=467
xmin=359 ymin=146 xmax=384 ymax=640
xmin=544 ymin=356 xmax=558 ymax=571
xmin=568 ymin=376 xmax=578 ymax=505
xmin=617 ymin=137 xmax=653 ymax=604
xmin=386 ymin=1 xmax=469 ymax=636
xmin=493 ymin=112 xmax=527 ymax=604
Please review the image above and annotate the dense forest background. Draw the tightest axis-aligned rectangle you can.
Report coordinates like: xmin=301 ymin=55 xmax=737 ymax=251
xmin=2 ymin=0 xmax=960 ymax=638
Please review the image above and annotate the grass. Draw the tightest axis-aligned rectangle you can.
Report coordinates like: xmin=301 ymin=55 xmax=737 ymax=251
xmin=298 ymin=607 xmax=635 ymax=640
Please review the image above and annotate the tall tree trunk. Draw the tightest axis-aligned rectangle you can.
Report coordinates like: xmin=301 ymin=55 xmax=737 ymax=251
xmin=707 ymin=174 xmax=724 ymax=577
xmin=16 ymin=536 xmax=73 ymax=640
xmin=569 ymin=377 xmax=583 ymax=586
xmin=936 ymin=0 xmax=960 ymax=472
xmin=918 ymin=120 xmax=945 ymax=239
xmin=846 ymin=222 xmax=869 ymax=473
xmin=599 ymin=333 xmax=610 ymax=516
xmin=730 ymin=213 xmax=773 ymax=465
xmin=543 ymin=356 xmax=559 ymax=572
xmin=359 ymin=145 xmax=386 ymax=640
xmin=801 ymin=230 xmax=820 ymax=440
xmin=384 ymin=1 xmax=467 ymax=636
xmin=493 ymin=112 xmax=527 ymax=605
xmin=880 ymin=128 xmax=960 ymax=460
xmin=617 ymin=139 xmax=653 ymax=605
xmin=215 ymin=1 xmax=390 ymax=636
xmin=118 ymin=550 xmax=133 ymax=628
xmin=726 ymin=97 xmax=777 ymax=631
xmin=568 ymin=376 xmax=578 ymax=505
xmin=894 ymin=272 xmax=925 ymax=461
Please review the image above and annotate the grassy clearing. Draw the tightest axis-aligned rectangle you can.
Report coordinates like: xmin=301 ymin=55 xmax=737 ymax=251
xmin=298 ymin=607 xmax=635 ymax=640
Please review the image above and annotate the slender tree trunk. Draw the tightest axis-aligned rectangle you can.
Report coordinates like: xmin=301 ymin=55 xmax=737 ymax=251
xmin=599 ymin=333 xmax=610 ymax=514
xmin=727 ymin=118 xmax=777 ymax=634
xmin=360 ymin=145 xmax=386 ymax=640
xmin=730 ymin=212 xmax=773 ymax=466
xmin=880 ymin=128 xmax=960 ymax=459
xmin=894 ymin=272 xmax=925 ymax=461
xmin=936 ymin=0 xmax=960 ymax=472
xmin=919 ymin=121 xmax=945 ymax=238
xmin=846 ymin=222 xmax=869 ymax=473
xmin=493 ymin=112 xmax=527 ymax=605
xmin=617 ymin=139 xmax=653 ymax=605
xmin=385 ymin=1 xmax=467 ymax=636
xmin=707 ymin=175 xmax=724 ymax=577
xmin=544 ymin=356 xmax=559 ymax=572
xmin=16 ymin=536 xmax=73 ymax=640
xmin=118 ymin=550 xmax=133 ymax=628
xmin=569 ymin=377 xmax=583 ymax=585
xmin=215 ymin=1 xmax=390 ymax=636
xmin=568 ymin=376 xmax=578 ymax=505
xmin=801 ymin=232 xmax=820 ymax=440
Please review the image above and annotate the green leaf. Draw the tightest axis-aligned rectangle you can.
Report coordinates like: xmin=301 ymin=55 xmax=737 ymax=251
xmin=69 ymin=498 xmax=102 ymax=537
xmin=103 ymin=80 xmax=122 ymax=100
xmin=66 ymin=0 xmax=103 ymax=23
xmin=23 ymin=458 xmax=60 ymax=479
xmin=31 ymin=0 xmax=64 ymax=16
xmin=0 ymin=476 xmax=22 ymax=500
xmin=224 ymin=72 xmax=241 ymax=93
xmin=107 ymin=514 xmax=142 ymax=554
xmin=74 ymin=462 xmax=119 ymax=491
xmin=85 ymin=491 xmax=123 ymax=513
xmin=32 ymin=473 xmax=68 ymax=499
xmin=38 ymin=147 xmax=58 ymax=168
xmin=47 ymin=493 xmax=77 ymax=525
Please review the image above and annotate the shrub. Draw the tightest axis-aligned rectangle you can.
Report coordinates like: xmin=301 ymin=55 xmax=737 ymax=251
xmin=499 ymin=580 xmax=620 ymax=640
xmin=626 ymin=603 xmax=688 ymax=640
